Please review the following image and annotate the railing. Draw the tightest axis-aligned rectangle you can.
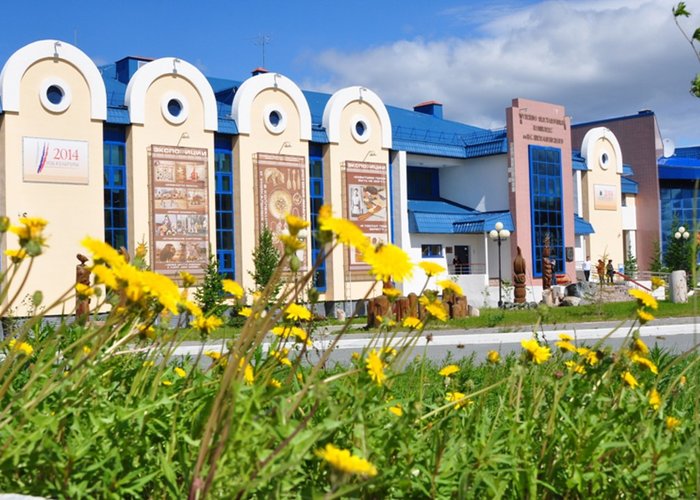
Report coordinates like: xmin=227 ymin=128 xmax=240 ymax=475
xmin=450 ymin=263 xmax=486 ymax=275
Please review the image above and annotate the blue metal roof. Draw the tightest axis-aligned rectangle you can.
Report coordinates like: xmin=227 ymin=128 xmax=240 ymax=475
xmin=658 ymin=156 xmax=700 ymax=180
xmin=571 ymin=151 xmax=588 ymax=171
xmin=574 ymin=215 xmax=595 ymax=235
xmin=671 ymin=146 xmax=700 ymax=159
xmin=621 ymin=176 xmax=638 ymax=194
xmin=408 ymin=199 xmax=514 ymax=234
xmin=95 ymin=62 xmax=506 ymax=158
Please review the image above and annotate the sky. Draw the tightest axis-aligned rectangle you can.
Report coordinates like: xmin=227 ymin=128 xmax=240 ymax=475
xmin=1 ymin=0 xmax=699 ymax=146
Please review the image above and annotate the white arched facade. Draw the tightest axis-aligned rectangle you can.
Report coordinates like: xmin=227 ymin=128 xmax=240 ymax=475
xmin=580 ymin=126 xmax=623 ymax=174
xmin=231 ymin=72 xmax=312 ymax=140
xmin=0 ymin=39 xmax=106 ymax=120
xmin=322 ymin=86 xmax=392 ymax=149
xmin=124 ymin=57 xmax=218 ymax=131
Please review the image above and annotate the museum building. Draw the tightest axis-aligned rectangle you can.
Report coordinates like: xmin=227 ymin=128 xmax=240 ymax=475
xmin=0 ymin=40 xmax=695 ymax=315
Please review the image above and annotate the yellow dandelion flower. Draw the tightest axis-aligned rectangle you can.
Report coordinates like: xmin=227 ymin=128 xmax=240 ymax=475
xmin=315 ymin=444 xmax=378 ymax=477
xmin=487 ymin=350 xmax=501 ymax=364
xmin=382 ymin=288 xmax=401 ymax=299
xmin=239 ymin=307 xmax=252 ymax=317
xmin=388 ymin=405 xmax=403 ymax=417
xmin=190 ymin=315 xmax=223 ymax=336
xmin=269 ymin=378 xmax=282 ymax=389
xmin=419 ymin=261 xmax=445 ymax=277
xmin=75 ymin=283 xmax=95 ymax=299
xmin=381 ymin=346 xmax=398 ymax=358
xmin=666 ymin=416 xmax=681 ymax=431
xmin=559 ymin=333 xmax=574 ymax=341
xmin=161 ymin=380 xmax=173 ymax=386
xmin=632 ymin=338 xmax=650 ymax=355
xmin=242 ymin=361 xmax=254 ymax=385
xmin=564 ymin=360 xmax=586 ymax=374
xmin=137 ymin=323 xmax=156 ymax=339
xmin=179 ymin=271 xmax=196 ymax=287
xmin=204 ymin=350 xmax=223 ymax=361
xmin=631 ymin=354 xmax=658 ymax=375
xmin=437 ymin=279 xmax=463 ymax=296
xmin=637 ymin=309 xmax=655 ymax=324
xmin=319 ymin=214 xmax=370 ymax=250
xmin=270 ymin=349 xmax=292 ymax=367
xmin=82 ymin=345 xmax=92 ymax=355
xmin=4 ymin=248 xmax=28 ymax=263
xmin=402 ymin=316 xmax=423 ymax=329
xmin=285 ymin=213 xmax=309 ymax=235
xmin=174 ymin=367 xmax=187 ymax=378
xmin=438 ymin=364 xmax=460 ymax=377
xmin=143 ymin=360 xmax=155 ymax=368
xmin=651 ymin=277 xmax=665 ymax=290
xmin=521 ymin=338 xmax=551 ymax=364
xmin=445 ymin=391 xmax=471 ymax=409
xmin=221 ymin=279 xmax=244 ymax=298
xmin=351 ymin=352 xmax=361 ymax=361
xmin=420 ymin=296 xmax=448 ymax=322
xmin=8 ymin=339 xmax=34 ymax=357
xmin=91 ymin=264 xmax=118 ymax=290
xmin=648 ymin=388 xmax=661 ymax=410
xmin=680 ymin=375 xmax=687 ymax=386
xmin=285 ymin=303 xmax=312 ymax=321
xmin=135 ymin=241 xmax=148 ymax=258
xmin=622 ymin=371 xmax=639 ymax=388
xmin=576 ymin=346 xmax=590 ymax=357
xmin=366 ymin=350 xmax=386 ymax=386
xmin=629 ymin=289 xmax=658 ymax=310
xmin=363 ymin=244 xmax=413 ymax=283
xmin=279 ymin=233 xmax=306 ymax=253
xmin=555 ymin=340 xmax=577 ymax=353
xmin=82 ymin=236 xmax=124 ymax=267
xmin=584 ymin=350 xmax=602 ymax=366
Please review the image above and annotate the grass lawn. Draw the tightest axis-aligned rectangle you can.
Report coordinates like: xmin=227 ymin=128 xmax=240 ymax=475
xmin=175 ymin=295 xmax=699 ymax=341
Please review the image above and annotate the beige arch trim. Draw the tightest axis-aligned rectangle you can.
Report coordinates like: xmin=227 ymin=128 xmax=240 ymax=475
xmin=125 ymin=57 xmax=218 ymax=131
xmin=231 ymin=72 xmax=312 ymax=140
xmin=322 ymin=86 xmax=392 ymax=149
xmin=0 ymin=39 xmax=106 ymax=120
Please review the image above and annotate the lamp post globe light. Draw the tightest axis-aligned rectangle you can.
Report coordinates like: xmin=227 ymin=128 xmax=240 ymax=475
xmin=674 ymin=226 xmax=690 ymax=241
xmin=489 ymin=222 xmax=511 ymax=308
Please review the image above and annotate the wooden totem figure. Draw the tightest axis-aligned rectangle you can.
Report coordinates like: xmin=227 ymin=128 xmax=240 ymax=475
xmin=542 ymin=235 xmax=553 ymax=290
xmin=513 ymin=246 xmax=527 ymax=303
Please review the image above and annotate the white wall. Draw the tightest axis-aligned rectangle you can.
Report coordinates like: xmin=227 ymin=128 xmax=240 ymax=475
xmin=439 ymin=154 xmax=509 ymax=211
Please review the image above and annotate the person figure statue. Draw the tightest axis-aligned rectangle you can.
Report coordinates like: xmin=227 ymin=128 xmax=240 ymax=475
xmin=542 ymin=237 xmax=553 ymax=290
xmin=75 ymin=253 xmax=91 ymax=323
xmin=513 ymin=246 xmax=527 ymax=304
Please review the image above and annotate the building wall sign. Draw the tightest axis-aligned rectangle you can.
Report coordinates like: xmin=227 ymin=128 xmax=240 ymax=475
xmin=22 ymin=137 xmax=89 ymax=184
xmin=593 ymin=183 xmax=617 ymax=210
xmin=344 ymin=161 xmax=389 ymax=271
xmin=254 ymin=153 xmax=307 ymax=264
xmin=150 ymin=145 xmax=209 ymax=277
xmin=518 ymin=113 xmax=566 ymax=145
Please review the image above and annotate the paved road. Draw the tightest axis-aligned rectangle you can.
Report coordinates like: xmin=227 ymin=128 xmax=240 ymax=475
xmin=172 ymin=317 xmax=700 ymax=365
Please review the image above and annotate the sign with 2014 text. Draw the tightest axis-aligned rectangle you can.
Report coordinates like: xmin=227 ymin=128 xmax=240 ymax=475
xmin=22 ymin=137 xmax=89 ymax=184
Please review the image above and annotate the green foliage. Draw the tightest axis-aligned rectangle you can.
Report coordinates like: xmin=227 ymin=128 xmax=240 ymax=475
xmin=664 ymin=222 xmax=694 ymax=276
xmin=193 ymin=253 xmax=227 ymax=316
xmin=673 ymin=2 xmax=700 ymax=97
xmin=624 ymin=250 xmax=638 ymax=277
xmin=649 ymin=240 xmax=666 ymax=273
xmin=250 ymin=226 xmax=281 ymax=294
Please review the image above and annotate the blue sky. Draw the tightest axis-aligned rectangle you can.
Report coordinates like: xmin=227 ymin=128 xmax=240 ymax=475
xmin=2 ymin=0 xmax=699 ymax=146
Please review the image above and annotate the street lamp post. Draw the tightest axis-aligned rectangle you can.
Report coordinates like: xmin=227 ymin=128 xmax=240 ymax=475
xmin=489 ymin=222 xmax=511 ymax=308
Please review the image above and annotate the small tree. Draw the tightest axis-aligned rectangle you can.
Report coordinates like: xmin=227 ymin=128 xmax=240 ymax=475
xmin=250 ymin=226 xmax=281 ymax=295
xmin=624 ymin=251 xmax=638 ymax=278
xmin=664 ymin=229 xmax=694 ymax=276
xmin=649 ymin=240 xmax=666 ymax=273
xmin=194 ymin=254 xmax=226 ymax=317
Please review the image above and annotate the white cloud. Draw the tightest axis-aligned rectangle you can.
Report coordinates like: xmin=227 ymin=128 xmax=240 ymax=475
xmin=306 ymin=0 xmax=700 ymax=145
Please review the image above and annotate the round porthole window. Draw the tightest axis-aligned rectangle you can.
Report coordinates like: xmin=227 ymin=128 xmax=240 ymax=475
xmin=39 ymin=78 xmax=72 ymax=113
xmin=350 ymin=115 xmax=371 ymax=143
xmin=600 ymin=152 xmax=610 ymax=170
xmin=161 ymin=92 xmax=189 ymax=125
xmin=263 ymin=105 xmax=287 ymax=134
